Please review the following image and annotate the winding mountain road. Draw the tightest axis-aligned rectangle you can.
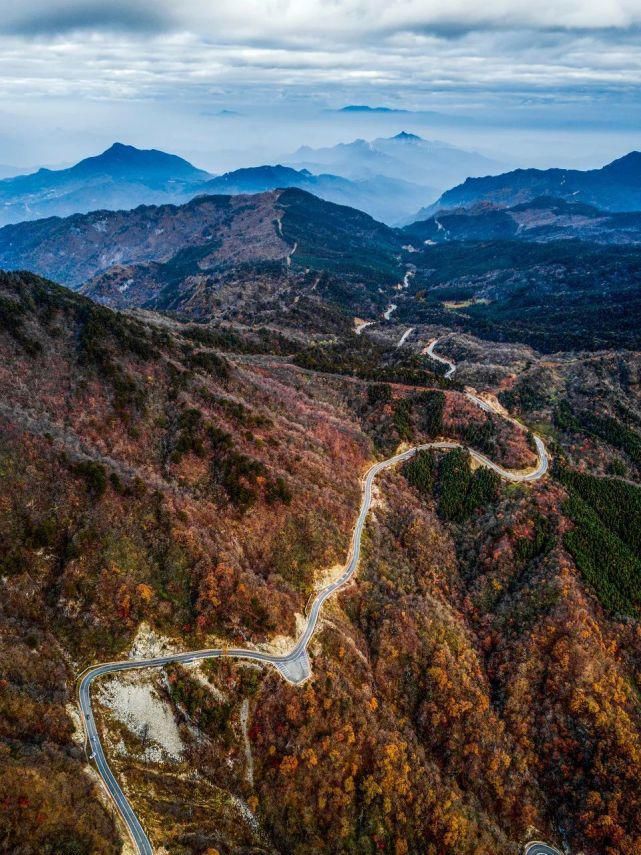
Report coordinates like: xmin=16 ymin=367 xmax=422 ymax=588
xmin=425 ymin=337 xmax=456 ymax=378
xmin=383 ymin=302 xmax=397 ymax=320
xmin=77 ymin=339 xmax=550 ymax=855
xmin=396 ymin=326 xmax=414 ymax=348
xmin=525 ymin=843 xmax=562 ymax=855
xmin=286 ymin=240 xmax=298 ymax=267
xmin=354 ymin=319 xmax=375 ymax=335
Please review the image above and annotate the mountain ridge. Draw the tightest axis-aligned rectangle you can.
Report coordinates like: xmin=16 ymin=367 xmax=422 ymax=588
xmin=404 ymin=195 xmax=641 ymax=245
xmin=0 ymin=142 xmax=212 ymax=226
xmin=421 ymin=151 xmax=641 ymax=217
xmin=0 ymin=187 xmax=405 ymax=318
xmin=198 ymin=163 xmax=433 ymax=224
xmin=0 ymin=142 xmax=436 ymax=227
xmin=286 ymin=131 xmax=505 ymax=194
xmin=0 ymin=190 xmax=290 ymax=288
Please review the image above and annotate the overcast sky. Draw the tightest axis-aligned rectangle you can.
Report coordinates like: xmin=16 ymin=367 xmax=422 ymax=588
xmin=0 ymin=0 xmax=640 ymax=171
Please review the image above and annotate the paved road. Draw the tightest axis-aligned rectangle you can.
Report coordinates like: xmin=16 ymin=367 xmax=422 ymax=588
xmin=383 ymin=303 xmax=397 ymax=320
xmin=286 ymin=240 xmax=298 ymax=267
xmin=397 ymin=327 xmax=414 ymax=348
xmin=428 ymin=339 xmax=549 ymax=481
xmin=425 ymin=337 xmax=456 ymax=378
xmin=525 ymin=843 xmax=562 ymax=855
xmin=78 ymin=340 xmax=550 ymax=854
xmin=354 ymin=319 xmax=375 ymax=335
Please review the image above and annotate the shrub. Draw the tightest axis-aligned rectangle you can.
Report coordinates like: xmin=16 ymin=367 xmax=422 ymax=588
xmin=266 ymin=476 xmax=293 ymax=505
xmin=172 ymin=408 xmax=206 ymax=461
xmin=187 ymin=349 xmax=230 ymax=380
xmin=74 ymin=460 xmax=107 ymax=498
xmin=0 ymin=294 xmax=42 ymax=355
xmin=367 ymin=383 xmax=392 ymax=406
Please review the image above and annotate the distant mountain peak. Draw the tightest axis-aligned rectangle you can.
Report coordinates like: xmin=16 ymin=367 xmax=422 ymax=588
xmin=93 ymin=142 xmax=146 ymax=163
xmin=90 ymin=142 xmax=186 ymax=164
xmin=392 ymin=131 xmax=422 ymax=141
xmin=70 ymin=143 xmax=209 ymax=181
xmin=602 ymin=150 xmax=641 ymax=176
xmin=0 ymin=142 xmax=211 ymax=227
xmin=106 ymin=141 xmax=134 ymax=152
xmin=339 ymin=104 xmax=407 ymax=114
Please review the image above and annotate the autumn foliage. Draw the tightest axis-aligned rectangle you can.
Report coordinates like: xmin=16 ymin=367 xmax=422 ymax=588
xmin=1 ymin=271 xmax=641 ymax=854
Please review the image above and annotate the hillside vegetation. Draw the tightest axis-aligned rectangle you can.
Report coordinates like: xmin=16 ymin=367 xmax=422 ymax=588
xmin=2 ymin=269 xmax=641 ymax=854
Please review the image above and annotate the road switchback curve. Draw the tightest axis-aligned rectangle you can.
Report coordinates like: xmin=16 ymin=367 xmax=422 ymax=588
xmin=78 ymin=339 xmax=550 ymax=855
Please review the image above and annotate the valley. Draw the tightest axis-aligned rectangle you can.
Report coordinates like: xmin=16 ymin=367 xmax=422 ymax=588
xmin=2 ymin=154 xmax=641 ymax=855
xmin=78 ymin=340 xmax=549 ymax=855
xmin=5 ymin=4 xmax=641 ymax=854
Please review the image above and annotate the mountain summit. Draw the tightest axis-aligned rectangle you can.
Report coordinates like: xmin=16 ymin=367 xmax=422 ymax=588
xmin=392 ymin=131 xmax=422 ymax=141
xmin=0 ymin=143 xmax=211 ymax=226
xmin=198 ymin=163 xmax=431 ymax=224
xmin=286 ymin=132 xmax=505 ymax=194
xmin=600 ymin=150 xmax=641 ymax=179
xmin=68 ymin=142 xmax=208 ymax=180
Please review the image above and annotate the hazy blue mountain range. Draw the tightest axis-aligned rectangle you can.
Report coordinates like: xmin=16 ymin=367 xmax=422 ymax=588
xmin=200 ymin=163 xmax=433 ymax=224
xmin=0 ymin=142 xmax=433 ymax=226
xmin=421 ymin=151 xmax=641 ymax=217
xmin=286 ymin=131 xmax=505 ymax=195
xmin=0 ymin=134 xmax=509 ymax=230
xmin=337 ymin=105 xmax=410 ymax=113
xmin=0 ymin=142 xmax=211 ymax=226
xmin=404 ymin=196 xmax=641 ymax=245
xmin=0 ymin=164 xmax=28 ymax=179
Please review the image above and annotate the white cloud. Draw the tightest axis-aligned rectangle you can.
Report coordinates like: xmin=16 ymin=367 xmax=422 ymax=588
xmin=172 ymin=0 xmax=641 ymax=37
xmin=0 ymin=0 xmax=640 ymax=168
xmin=4 ymin=0 xmax=641 ymax=40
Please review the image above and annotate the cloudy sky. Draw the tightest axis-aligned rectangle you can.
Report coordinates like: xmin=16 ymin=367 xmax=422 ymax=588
xmin=0 ymin=0 xmax=640 ymax=171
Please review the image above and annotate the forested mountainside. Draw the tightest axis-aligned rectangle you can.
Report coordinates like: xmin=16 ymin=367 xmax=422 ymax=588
xmin=395 ymin=239 xmax=641 ymax=352
xmin=0 ymin=189 xmax=403 ymax=316
xmin=3 ymin=186 xmax=641 ymax=356
xmin=404 ymin=196 xmax=641 ymax=245
xmin=2 ymin=268 xmax=641 ymax=854
xmin=422 ymin=151 xmax=641 ymax=217
xmin=0 ymin=191 xmax=293 ymax=288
